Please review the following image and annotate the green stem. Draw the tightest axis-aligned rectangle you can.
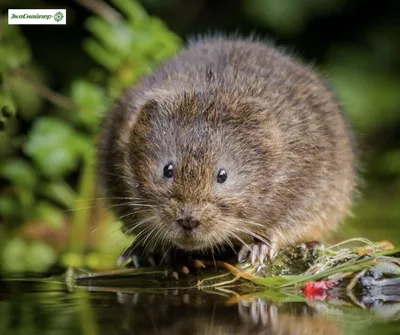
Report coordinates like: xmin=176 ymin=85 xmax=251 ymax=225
xmin=76 ymin=290 xmax=99 ymax=335
xmin=69 ymin=146 xmax=95 ymax=255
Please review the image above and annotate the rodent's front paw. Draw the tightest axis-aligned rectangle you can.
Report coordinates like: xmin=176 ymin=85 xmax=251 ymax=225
xmin=238 ymin=241 xmax=278 ymax=266
xmin=117 ymin=245 xmax=160 ymax=268
xmin=117 ymin=245 xmax=203 ymax=280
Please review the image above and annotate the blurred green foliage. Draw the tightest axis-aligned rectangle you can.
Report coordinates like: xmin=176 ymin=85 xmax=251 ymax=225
xmin=0 ymin=0 xmax=181 ymax=273
xmin=244 ymin=0 xmax=345 ymax=36
xmin=0 ymin=0 xmax=399 ymax=273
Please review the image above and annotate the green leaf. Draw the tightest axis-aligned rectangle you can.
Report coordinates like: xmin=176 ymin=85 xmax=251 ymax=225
xmin=71 ymin=80 xmax=107 ymax=110
xmin=111 ymin=0 xmax=148 ymax=21
xmin=0 ymin=160 xmax=36 ymax=218
xmin=83 ymin=0 xmax=181 ymax=91
xmin=39 ymin=181 xmax=77 ymax=208
xmin=251 ymin=275 xmax=309 ymax=287
xmin=0 ymin=195 xmax=20 ymax=218
xmin=1 ymin=237 xmax=28 ymax=272
xmin=35 ymin=201 xmax=64 ymax=228
xmin=26 ymin=241 xmax=57 ymax=272
xmin=84 ymin=39 xmax=122 ymax=71
xmin=0 ymin=18 xmax=31 ymax=72
xmin=86 ymin=18 xmax=134 ymax=54
xmin=8 ymin=73 xmax=44 ymax=120
xmin=23 ymin=117 xmax=86 ymax=178
xmin=0 ymin=93 xmax=17 ymax=132
xmin=0 ymin=159 xmax=37 ymax=189
xmin=1 ymin=237 xmax=58 ymax=273
xmin=70 ymin=79 xmax=108 ymax=131
xmin=255 ymin=289 xmax=306 ymax=302
xmin=252 ymin=260 xmax=377 ymax=288
xmin=0 ymin=93 xmax=17 ymax=119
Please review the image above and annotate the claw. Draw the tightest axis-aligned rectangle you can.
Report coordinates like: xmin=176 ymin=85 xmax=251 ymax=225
xmin=132 ymin=254 xmax=140 ymax=268
xmin=163 ymin=269 xmax=180 ymax=280
xmin=117 ymin=245 xmax=202 ymax=278
xmin=259 ymin=244 xmax=269 ymax=263
xmin=268 ymin=242 xmax=278 ymax=261
xmin=172 ymin=271 xmax=179 ymax=280
xmin=117 ymin=246 xmax=135 ymax=266
xmin=238 ymin=245 xmax=251 ymax=263
xmin=117 ymin=255 xmax=128 ymax=267
xmin=147 ymin=255 xmax=156 ymax=267
xmin=250 ymin=244 xmax=260 ymax=265
xmin=238 ymin=241 xmax=278 ymax=266
xmin=117 ymin=245 xmax=169 ymax=268
xmin=117 ymin=245 xmax=144 ymax=267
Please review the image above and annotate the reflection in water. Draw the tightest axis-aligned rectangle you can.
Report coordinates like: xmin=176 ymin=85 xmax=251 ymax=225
xmin=1 ymin=279 xmax=400 ymax=335
xmin=115 ymin=292 xmax=346 ymax=335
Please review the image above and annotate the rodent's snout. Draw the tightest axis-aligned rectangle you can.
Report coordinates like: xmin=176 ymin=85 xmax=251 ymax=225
xmin=166 ymin=200 xmax=229 ymax=250
xmin=176 ymin=215 xmax=200 ymax=232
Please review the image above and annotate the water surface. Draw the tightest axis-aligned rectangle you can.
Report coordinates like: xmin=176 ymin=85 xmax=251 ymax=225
xmin=1 ymin=275 xmax=400 ymax=335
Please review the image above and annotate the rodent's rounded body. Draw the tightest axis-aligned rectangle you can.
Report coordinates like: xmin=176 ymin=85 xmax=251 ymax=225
xmin=98 ymin=37 xmax=357 ymax=259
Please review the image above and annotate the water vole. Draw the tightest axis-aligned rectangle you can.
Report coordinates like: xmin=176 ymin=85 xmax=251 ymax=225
xmin=98 ymin=36 xmax=357 ymax=265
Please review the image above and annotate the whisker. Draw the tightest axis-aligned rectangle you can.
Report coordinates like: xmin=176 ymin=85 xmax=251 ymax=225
xmin=210 ymin=246 xmax=217 ymax=269
xmin=112 ymin=216 xmax=156 ymax=245
xmin=143 ymin=221 xmax=165 ymax=253
xmin=231 ymin=217 xmax=266 ymax=228
xmin=219 ymin=215 xmax=271 ymax=247
xmin=65 ymin=200 xmax=156 ymax=214
xmin=119 ymin=237 xmax=136 ymax=263
xmin=122 ymin=203 xmax=157 ymax=208
xmin=122 ymin=223 xmax=157 ymax=253
xmin=116 ymin=208 xmax=153 ymax=222
xmin=231 ymin=226 xmax=270 ymax=246
xmin=160 ymin=227 xmax=172 ymax=251
xmin=222 ymin=234 xmax=237 ymax=254
xmin=125 ymin=216 xmax=156 ymax=234
xmin=150 ymin=227 xmax=165 ymax=253
xmin=140 ymin=224 xmax=161 ymax=256
xmin=227 ymin=231 xmax=251 ymax=252
xmin=91 ymin=225 xmax=122 ymax=236
xmin=74 ymin=196 xmax=152 ymax=202
xmin=159 ymin=246 xmax=171 ymax=266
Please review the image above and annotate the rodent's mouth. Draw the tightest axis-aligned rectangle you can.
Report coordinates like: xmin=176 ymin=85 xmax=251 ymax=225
xmin=160 ymin=211 xmax=230 ymax=251
xmin=172 ymin=234 xmax=216 ymax=251
xmin=172 ymin=238 xmax=210 ymax=251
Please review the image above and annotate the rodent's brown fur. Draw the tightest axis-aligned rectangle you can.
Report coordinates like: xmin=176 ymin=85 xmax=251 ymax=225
xmin=98 ymin=36 xmax=357 ymax=258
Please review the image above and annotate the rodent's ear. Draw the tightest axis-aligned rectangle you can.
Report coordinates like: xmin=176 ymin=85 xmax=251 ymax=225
xmin=120 ymin=88 xmax=173 ymax=143
xmin=128 ymin=88 xmax=175 ymax=125
xmin=134 ymin=98 xmax=159 ymax=122
xmin=117 ymin=88 xmax=159 ymax=142
xmin=124 ymin=99 xmax=158 ymax=136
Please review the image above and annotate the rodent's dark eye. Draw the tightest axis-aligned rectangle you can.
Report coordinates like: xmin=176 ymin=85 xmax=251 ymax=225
xmin=163 ymin=163 xmax=174 ymax=178
xmin=217 ymin=168 xmax=228 ymax=183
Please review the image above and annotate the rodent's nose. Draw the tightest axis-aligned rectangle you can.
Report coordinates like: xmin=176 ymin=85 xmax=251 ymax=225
xmin=176 ymin=216 xmax=200 ymax=232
